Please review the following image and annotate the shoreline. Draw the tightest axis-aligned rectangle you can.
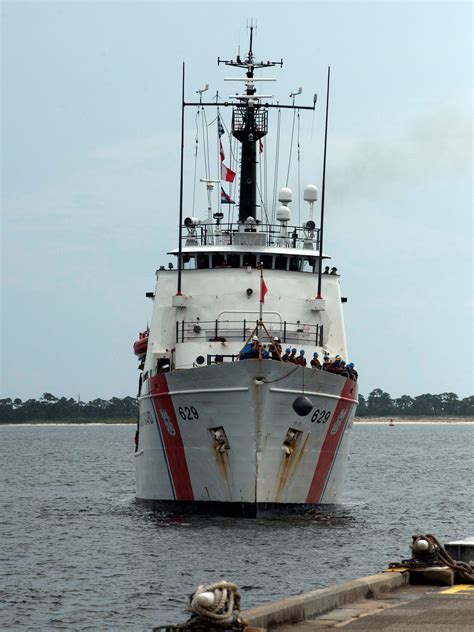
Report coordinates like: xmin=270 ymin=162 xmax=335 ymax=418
xmin=355 ymin=416 xmax=474 ymax=424
xmin=0 ymin=421 xmax=137 ymax=427
xmin=1 ymin=416 xmax=473 ymax=427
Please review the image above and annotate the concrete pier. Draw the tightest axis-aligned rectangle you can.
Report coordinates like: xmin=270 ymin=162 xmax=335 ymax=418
xmin=244 ymin=571 xmax=474 ymax=631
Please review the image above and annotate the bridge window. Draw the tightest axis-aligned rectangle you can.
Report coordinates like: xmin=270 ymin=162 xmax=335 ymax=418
xmin=182 ymin=255 xmax=196 ymax=270
xmin=243 ymin=254 xmax=257 ymax=268
xmin=197 ymin=254 xmax=210 ymax=269
xmin=259 ymin=254 xmax=273 ymax=269
xmin=275 ymin=255 xmax=288 ymax=270
xmin=289 ymin=256 xmax=301 ymax=272
xmin=212 ymin=254 xmax=225 ymax=268
xmin=303 ymin=258 xmax=316 ymax=273
xmin=187 ymin=252 xmax=318 ymax=273
xmin=227 ymin=254 xmax=240 ymax=268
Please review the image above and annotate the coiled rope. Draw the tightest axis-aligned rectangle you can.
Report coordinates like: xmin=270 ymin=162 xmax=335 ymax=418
xmin=187 ymin=581 xmax=248 ymax=629
xmin=390 ymin=534 xmax=474 ymax=583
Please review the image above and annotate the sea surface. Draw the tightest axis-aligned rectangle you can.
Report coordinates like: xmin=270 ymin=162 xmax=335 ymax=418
xmin=1 ymin=422 xmax=472 ymax=631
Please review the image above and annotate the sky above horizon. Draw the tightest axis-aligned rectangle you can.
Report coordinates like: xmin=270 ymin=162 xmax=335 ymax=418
xmin=1 ymin=1 xmax=473 ymax=402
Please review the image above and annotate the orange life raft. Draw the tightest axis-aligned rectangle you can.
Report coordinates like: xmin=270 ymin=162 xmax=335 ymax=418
xmin=133 ymin=331 xmax=149 ymax=358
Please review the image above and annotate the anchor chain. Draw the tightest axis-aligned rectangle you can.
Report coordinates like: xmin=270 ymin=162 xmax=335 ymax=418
xmin=389 ymin=534 xmax=474 ymax=583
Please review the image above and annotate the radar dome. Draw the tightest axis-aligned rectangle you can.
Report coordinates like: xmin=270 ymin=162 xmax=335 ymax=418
xmin=276 ymin=205 xmax=291 ymax=222
xmin=278 ymin=187 xmax=292 ymax=204
xmin=304 ymin=184 xmax=318 ymax=202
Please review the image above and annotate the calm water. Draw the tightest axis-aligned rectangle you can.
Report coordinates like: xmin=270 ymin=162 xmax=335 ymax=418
xmin=1 ymin=422 xmax=472 ymax=630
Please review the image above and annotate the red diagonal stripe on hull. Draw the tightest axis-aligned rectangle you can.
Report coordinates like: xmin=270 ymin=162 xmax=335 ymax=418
xmin=306 ymin=379 xmax=356 ymax=504
xmin=150 ymin=374 xmax=194 ymax=500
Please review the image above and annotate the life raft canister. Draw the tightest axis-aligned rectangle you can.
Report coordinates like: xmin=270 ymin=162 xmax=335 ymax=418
xmin=133 ymin=330 xmax=149 ymax=358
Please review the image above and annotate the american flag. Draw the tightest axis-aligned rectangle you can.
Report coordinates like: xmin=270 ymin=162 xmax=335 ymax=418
xmin=218 ymin=116 xmax=225 ymax=138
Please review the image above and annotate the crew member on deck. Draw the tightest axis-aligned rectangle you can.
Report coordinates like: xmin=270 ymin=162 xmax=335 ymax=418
xmin=240 ymin=336 xmax=260 ymax=360
xmin=339 ymin=360 xmax=349 ymax=377
xmin=269 ymin=336 xmax=282 ymax=360
xmin=311 ymin=352 xmax=321 ymax=369
xmin=295 ymin=350 xmax=307 ymax=366
xmin=282 ymin=347 xmax=291 ymax=362
xmin=251 ymin=336 xmax=261 ymax=357
xmin=327 ymin=355 xmax=342 ymax=373
xmin=288 ymin=348 xmax=297 ymax=363
xmin=347 ymin=362 xmax=358 ymax=381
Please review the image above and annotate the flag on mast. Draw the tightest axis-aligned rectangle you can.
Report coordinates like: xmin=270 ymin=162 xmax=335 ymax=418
xmin=260 ymin=276 xmax=268 ymax=303
xmin=218 ymin=115 xmax=225 ymax=138
xmin=221 ymin=163 xmax=236 ymax=183
xmin=219 ymin=140 xmax=225 ymax=162
xmin=221 ymin=187 xmax=235 ymax=204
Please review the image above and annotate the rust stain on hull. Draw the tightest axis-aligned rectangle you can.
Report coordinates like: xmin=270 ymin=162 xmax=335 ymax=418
xmin=214 ymin=446 xmax=232 ymax=498
xmin=275 ymin=432 xmax=309 ymax=501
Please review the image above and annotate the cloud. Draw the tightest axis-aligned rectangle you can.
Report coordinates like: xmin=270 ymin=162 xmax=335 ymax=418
xmin=328 ymin=101 xmax=472 ymax=206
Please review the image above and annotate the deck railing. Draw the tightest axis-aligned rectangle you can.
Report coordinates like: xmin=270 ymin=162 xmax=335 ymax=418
xmin=181 ymin=221 xmax=320 ymax=250
xmin=176 ymin=319 xmax=324 ymax=347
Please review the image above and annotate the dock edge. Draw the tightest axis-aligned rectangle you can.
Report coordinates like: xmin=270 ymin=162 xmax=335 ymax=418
xmin=243 ymin=570 xmax=409 ymax=629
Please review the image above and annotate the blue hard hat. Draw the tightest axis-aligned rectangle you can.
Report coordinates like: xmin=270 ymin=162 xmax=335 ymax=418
xmin=313 ymin=352 xmax=319 ymax=357
xmin=286 ymin=348 xmax=291 ymax=353
xmin=347 ymin=362 xmax=354 ymax=368
xmin=300 ymin=349 xmax=305 ymax=354
xmin=292 ymin=348 xmax=297 ymax=353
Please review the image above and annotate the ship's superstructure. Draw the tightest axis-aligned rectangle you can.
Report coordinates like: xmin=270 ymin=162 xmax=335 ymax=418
xmin=133 ymin=31 xmax=358 ymax=517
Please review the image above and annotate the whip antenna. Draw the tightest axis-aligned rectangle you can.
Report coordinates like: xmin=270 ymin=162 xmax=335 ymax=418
xmin=317 ymin=67 xmax=330 ymax=299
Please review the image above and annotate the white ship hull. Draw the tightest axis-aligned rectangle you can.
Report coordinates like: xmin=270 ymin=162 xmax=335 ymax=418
xmin=135 ymin=360 xmax=357 ymax=516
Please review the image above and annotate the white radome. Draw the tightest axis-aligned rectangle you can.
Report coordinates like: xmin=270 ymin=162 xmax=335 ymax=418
xmin=304 ymin=184 xmax=318 ymax=202
xmin=278 ymin=187 xmax=292 ymax=204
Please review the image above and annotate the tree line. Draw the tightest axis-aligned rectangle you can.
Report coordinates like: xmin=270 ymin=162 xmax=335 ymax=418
xmin=0 ymin=393 xmax=137 ymax=423
xmin=0 ymin=390 xmax=473 ymax=423
xmin=356 ymin=390 xmax=473 ymax=417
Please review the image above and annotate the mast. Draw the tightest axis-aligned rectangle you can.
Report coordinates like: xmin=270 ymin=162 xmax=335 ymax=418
xmin=177 ymin=62 xmax=185 ymax=296
xmin=219 ymin=26 xmax=282 ymax=223
xmin=183 ymin=31 xmax=315 ymax=238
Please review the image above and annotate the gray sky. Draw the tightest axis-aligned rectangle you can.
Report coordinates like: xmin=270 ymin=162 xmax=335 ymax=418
xmin=1 ymin=1 xmax=472 ymax=401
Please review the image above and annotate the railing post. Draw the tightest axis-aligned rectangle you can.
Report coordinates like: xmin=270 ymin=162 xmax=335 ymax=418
xmin=315 ymin=324 xmax=319 ymax=345
xmin=181 ymin=320 xmax=185 ymax=343
xmin=176 ymin=321 xmax=179 ymax=344
xmin=283 ymin=321 xmax=287 ymax=343
xmin=215 ymin=319 xmax=218 ymax=338
xmin=320 ymin=324 xmax=324 ymax=346
xmin=243 ymin=319 xmax=246 ymax=341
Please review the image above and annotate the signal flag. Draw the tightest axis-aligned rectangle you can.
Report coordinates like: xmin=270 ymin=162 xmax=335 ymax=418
xmin=261 ymin=278 xmax=268 ymax=303
xmin=220 ymin=187 xmax=235 ymax=204
xmin=221 ymin=163 xmax=236 ymax=183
